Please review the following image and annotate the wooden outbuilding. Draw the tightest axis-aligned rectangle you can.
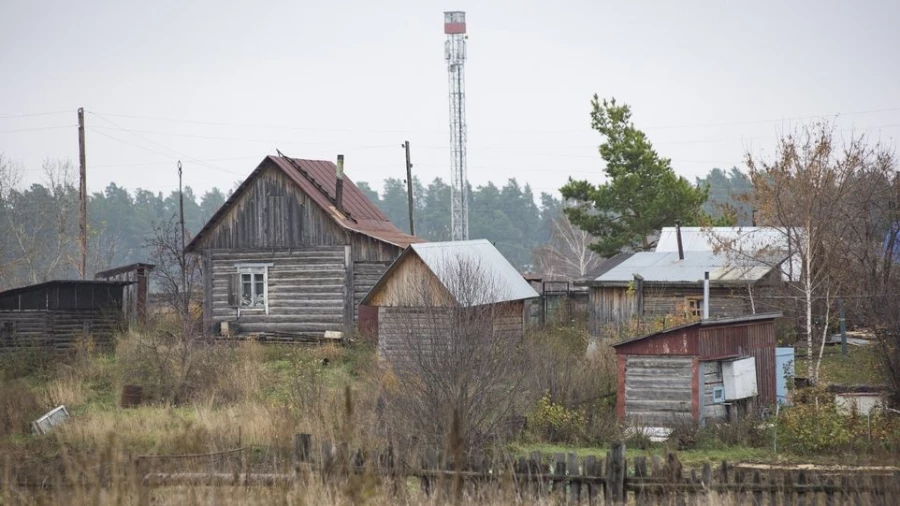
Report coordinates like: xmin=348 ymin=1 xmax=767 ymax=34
xmin=612 ymin=313 xmax=781 ymax=427
xmin=184 ymin=154 xmax=423 ymax=339
xmin=583 ymin=250 xmax=783 ymax=336
xmin=360 ymin=239 xmax=539 ymax=362
xmin=0 ymin=280 xmax=128 ymax=352
xmin=95 ymin=263 xmax=154 ymax=323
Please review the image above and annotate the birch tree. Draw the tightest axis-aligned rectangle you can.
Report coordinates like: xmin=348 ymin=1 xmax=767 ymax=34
xmin=743 ymin=122 xmax=894 ymax=381
xmin=534 ymin=215 xmax=604 ymax=279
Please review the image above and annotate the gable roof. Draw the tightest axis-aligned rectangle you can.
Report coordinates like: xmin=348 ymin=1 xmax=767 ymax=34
xmin=362 ymin=239 xmax=539 ymax=307
xmin=656 ymin=227 xmax=787 ymax=252
xmin=586 ymin=250 xmax=777 ymax=286
xmin=611 ymin=312 xmax=783 ymax=348
xmin=185 ymin=155 xmax=424 ymax=252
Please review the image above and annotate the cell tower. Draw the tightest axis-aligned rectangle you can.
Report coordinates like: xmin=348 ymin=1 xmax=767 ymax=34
xmin=444 ymin=11 xmax=468 ymax=241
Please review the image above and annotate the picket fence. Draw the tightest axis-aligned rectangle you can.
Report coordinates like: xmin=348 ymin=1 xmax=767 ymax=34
xmin=138 ymin=433 xmax=900 ymax=505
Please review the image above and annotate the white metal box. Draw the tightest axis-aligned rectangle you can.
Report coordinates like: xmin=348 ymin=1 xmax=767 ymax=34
xmin=722 ymin=357 xmax=757 ymax=400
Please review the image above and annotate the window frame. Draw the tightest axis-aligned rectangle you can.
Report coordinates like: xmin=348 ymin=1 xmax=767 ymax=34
xmin=234 ymin=263 xmax=273 ymax=315
xmin=684 ymin=296 xmax=704 ymax=318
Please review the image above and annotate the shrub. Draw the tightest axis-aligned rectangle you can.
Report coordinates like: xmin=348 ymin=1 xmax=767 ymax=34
xmin=0 ymin=379 xmax=44 ymax=436
xmin=528 ymin=391 xmax=587 ymax=443
xmin=118 ymin=325 xmax=242 ymax=405
xmin=776 ymin=385 xmax=900 ymax=454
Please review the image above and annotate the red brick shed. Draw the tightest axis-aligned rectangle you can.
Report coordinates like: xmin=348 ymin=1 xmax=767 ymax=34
xmin=612 ymin=313 xmax=781 ymax=427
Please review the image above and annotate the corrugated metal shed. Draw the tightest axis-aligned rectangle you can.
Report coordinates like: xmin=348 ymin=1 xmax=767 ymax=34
xmin=410 ymin=240 xmax=539 ymax=305
xmin=186 ymin=155 xmax=424 ymax=252
xmin=593 ymin=251 xmax=775 ymax=285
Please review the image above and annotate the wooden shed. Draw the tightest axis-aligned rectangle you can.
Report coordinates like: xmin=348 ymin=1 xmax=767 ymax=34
xmin=184 ymin=154 xmax=423 ymax=339
xmin=612 ymin=312 xmax=781 ymax=427
xmin=583 ymin=251 xmax=783 ymax=336
xmin=0 ymin=280 xmax=128 ymax=353
xmin=360 ymin=239 xmax=539 ymax=362
xmin=95 ymin=263 xmax=154 ymax=324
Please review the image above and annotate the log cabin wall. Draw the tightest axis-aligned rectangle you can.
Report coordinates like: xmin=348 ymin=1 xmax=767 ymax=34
xmin=206 ymin=247 xmax=348 ymax=336
xmin=590 ymin=284 xmax=754 ymax=336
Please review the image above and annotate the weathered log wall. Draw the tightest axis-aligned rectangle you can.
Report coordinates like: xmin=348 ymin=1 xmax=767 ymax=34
xmin=0 ymin=309 xmax=120 ymax=353
xmin=624 ymin=355 xmax=694 ymax=426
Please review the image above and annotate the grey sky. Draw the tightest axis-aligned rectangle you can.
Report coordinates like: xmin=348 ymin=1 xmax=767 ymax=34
xmin=2 ymin=1 xmax=899 ymax=199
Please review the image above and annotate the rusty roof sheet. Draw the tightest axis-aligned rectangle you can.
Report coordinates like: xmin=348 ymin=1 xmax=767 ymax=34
xmin=186 ymin=156 xmax=424 ymax=251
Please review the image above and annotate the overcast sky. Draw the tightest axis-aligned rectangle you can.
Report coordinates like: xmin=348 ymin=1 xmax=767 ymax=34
xmin=2 ymin=1 xmax=899 ymax=199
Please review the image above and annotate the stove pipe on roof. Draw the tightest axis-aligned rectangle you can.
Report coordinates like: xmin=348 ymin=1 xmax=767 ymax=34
xmin=675 ymin=221 xmax=684 ymax=260
xmin=335 ymin=154 xmax=344 ymax=212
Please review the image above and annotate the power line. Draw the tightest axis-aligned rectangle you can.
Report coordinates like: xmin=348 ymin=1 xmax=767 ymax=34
xmin=0 ymin=125 xmax=76 ymax=133
xmin=85 ymin=106 xmax=900 ymax=134
xmin=0 ymin=111 xmax=70 ymax=120
xmin=86 ymin=112 xmax=246 ymax=177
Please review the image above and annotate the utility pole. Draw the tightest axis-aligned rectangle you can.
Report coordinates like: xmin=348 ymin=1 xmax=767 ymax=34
xmin=178 ymin=161 xmax=188 ymax=329
xmin=402 ymin=141 xmax=415 ymax=235
xmin=77 ymin=108 xmax=87 ymax=279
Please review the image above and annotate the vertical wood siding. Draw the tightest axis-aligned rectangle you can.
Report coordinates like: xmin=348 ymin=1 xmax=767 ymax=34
xmin=698 ymin=322 xmax=776 ymax=408
xmin=589 ymin=287 xmax=636 ymax=336
xmin=624 ymin=356 xmax=694 ymax=426
xmin=193 ymin=167 xmax=349 ymax=250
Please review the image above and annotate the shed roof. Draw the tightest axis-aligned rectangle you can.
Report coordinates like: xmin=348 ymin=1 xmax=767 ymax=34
xmin=611 ymin=312 xmax=783 ymax=349
xmin=185 ymin=155 xmax=424 ymax=252
xmin=588 ymin=250 xmax=776 ymax=286
xmin=95 ymin=263 xmax=155 ymax=279
xmin=0 ymin=280 xmax=133 ymax=299
xmin=362 ymin=239 xmax=539 ymax=307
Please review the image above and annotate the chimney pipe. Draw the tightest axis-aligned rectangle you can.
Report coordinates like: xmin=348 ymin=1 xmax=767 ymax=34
xmin=751 ymin=209 xmax=758 ymax=226
xmin=675 ymin=221 xmax=684 ymax=261
xmin=335 ymin=154 xmax=344 ymax=212
xmin=703 ymin=271 xmax=710 ymax=320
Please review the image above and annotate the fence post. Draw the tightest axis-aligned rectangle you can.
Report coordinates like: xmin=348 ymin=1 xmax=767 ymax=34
xmin=293 ymin=433 xmax=311 ymax=476
xmin=825 ymin=477 xmax=835 ymax=506
xmin=752 ymin=470 xmax=762 ymax=506
xmin=633 ymin=456 xmax=648 ymax=506
xmin=583 ymin=455 xmax=601 ymax=505
xmin=797 ymin=471 xmax=807 ymax=506
xmin=567 ymin=452 xmax=580 ymax=504
xmin=553 ymin=453 xmax=566 ymax=501
xmin=605 ymin=442 xmax=626 ymax=505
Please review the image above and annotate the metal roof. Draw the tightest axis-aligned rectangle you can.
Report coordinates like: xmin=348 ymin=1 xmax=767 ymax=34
xmin=186 ymin=155 xmax=424 ymax=252
xmin=612 ymin=312 xmax=783 ymax=348
xmin=656 ymin=226 xmax=795 ymax=253
xmin=409 ymin=239 xmax=539 ymax=306
xmin=591 ymin=250 xmax=775 ymax=285
xmin=656 ymin=227 xmax=801 ymax=282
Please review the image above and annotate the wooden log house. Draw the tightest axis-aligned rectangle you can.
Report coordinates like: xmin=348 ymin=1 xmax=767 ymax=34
xmin=184 ymin=154 xmax=423 ymax=339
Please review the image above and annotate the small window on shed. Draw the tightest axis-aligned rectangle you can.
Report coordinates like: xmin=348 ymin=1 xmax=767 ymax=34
xmin=685 ymin=297 xmax=704 ymax=318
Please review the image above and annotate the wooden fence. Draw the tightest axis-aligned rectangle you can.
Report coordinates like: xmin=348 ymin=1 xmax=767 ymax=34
xmin=138 ymin=434 xmax=900 ymax=505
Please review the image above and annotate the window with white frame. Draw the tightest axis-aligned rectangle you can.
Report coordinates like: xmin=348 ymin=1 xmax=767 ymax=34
xmin=234 ymin=264 xmax=271 ymax=312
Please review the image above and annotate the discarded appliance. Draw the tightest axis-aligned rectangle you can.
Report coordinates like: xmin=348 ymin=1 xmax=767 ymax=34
xmin=32 ymin=405 xmax=70 ymax=435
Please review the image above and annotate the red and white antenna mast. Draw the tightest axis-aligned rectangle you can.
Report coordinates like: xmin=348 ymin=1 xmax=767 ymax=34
xmin=444 ymin=11 xmax=468 ymax=241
